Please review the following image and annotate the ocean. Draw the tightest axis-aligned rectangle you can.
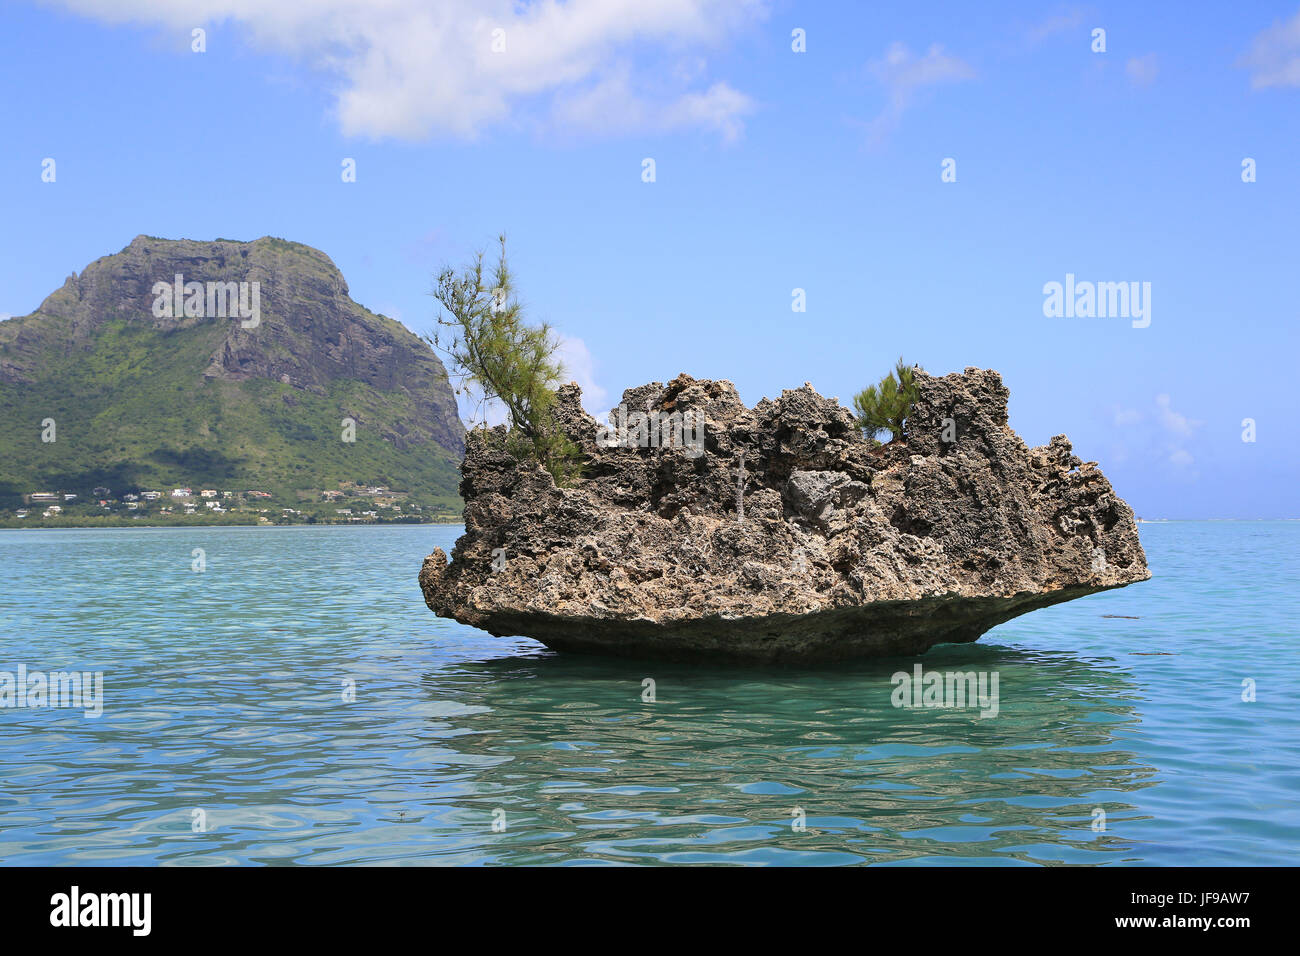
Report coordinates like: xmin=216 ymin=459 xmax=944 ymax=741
xmin=0 ymin=522 xmax=1296 ymax=865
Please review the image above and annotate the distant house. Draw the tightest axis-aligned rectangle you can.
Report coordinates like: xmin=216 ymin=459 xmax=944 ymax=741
xmin=322 ymin=490 xmax=343 ymax=500
xmin=63 ymin=493 xmax=77 ymax=501
xmin=172 ymin=488 xmax=192 ymax=498
xmin=92 ymin=486 xmax=111 ymax=497
xmin=127 ymin=502 xmax=140 ymax=510
xmin=141 ymin=491 xmax=161 ymax=501
xmin=201 ymin=489 xmax=218 ymax=498
xmin=247 ymin=491 xmax=272 ymax=499
xmin=30 ymin=492 xmax=58 ymax=502
xmin=15 ymin=510 xmax=28 ymax=519
xmin=43 ymin=506 xmax=62 ymax=516
xmin=123 ymin=493 xmax=140 ymax=502
xmin=335 ymin=508 xmax=352 ymax=515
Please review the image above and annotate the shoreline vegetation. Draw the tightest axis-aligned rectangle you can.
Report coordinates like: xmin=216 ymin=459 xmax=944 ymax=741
xmin=0 ymin=513 xmax=463 ymax=529
xmin=1 ymin=488 xmax=462 ymax=529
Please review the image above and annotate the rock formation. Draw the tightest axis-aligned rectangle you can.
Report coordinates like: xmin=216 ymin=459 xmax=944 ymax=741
xmin=420 ymin=368 xmax=1149 ymax=663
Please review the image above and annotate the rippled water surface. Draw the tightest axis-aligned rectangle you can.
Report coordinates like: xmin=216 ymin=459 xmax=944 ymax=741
xmin=1 ymin=522 xmax=1297 ymax=865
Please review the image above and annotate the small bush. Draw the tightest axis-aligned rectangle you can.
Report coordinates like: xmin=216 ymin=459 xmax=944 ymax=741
xmin=426 ymin=235 xmax=582 ymax=485
xmin=853 ymin=358 xmax=919 ymax=445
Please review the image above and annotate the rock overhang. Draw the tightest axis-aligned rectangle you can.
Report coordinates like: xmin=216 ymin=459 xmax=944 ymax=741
xmin=420 ymin=367 xmax=1150 ymax=663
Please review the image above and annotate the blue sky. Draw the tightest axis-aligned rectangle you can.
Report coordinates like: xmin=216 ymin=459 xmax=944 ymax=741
xmin=1 ymin=0 xmax=1297 ymax=518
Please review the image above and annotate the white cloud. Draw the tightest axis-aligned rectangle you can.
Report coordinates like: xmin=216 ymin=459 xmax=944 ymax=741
xmin=859 ymin=42 xmax=975 ymax=144
xmin=1155 ymin=393 xmax=1200 ymax=438
xmin=1026 ymin=10 xmax=1084 ymax=46
xmin=548 ymin=63 xmax=753 ymax=141
xmin=557 ymin=335 xmax=607 ymax=414
xmin=52 ymin=0 xmax=763 ymax=141
xmin=450 ymin=375 xmax=510 ymax=430
xmin=1113 ymin=395 xmax=1202 ymax=471
xmin=446 ymin=334 xmax=606 ymax=428
xmin=1126 ymin=53 xmax=1158 ymax=87
xmin=1239 ymin=9 xmax=1300 ymax=88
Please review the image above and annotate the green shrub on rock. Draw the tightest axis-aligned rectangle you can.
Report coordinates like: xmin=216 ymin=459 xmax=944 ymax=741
xmin=853 ymin=358 xmax=919 ymax=445
xmin=426 ymin=235 xmax=582 ymax=485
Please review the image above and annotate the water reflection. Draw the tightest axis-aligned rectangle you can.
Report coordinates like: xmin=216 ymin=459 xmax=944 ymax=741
xmin=415 ymin=642 xmax=1156 ymax=865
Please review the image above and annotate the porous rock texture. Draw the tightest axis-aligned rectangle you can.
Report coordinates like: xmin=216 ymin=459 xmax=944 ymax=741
xmin=419 ymin=368 xmax=1149 ymax=663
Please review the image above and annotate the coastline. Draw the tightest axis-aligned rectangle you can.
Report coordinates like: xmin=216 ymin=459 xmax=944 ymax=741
xmin=4 ymin=517 xmax=1293 ymax=531
xmin=0 ymin=516 xmax=463 ymax=530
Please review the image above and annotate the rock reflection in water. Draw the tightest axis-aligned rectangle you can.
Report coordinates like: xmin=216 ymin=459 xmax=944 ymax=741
xmin=417 ymin=642 xmax=1154 ymax=865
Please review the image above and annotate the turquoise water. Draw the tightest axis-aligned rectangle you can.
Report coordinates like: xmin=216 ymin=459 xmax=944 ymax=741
xmin=0 ymin=522 xmax=1296 ymax=866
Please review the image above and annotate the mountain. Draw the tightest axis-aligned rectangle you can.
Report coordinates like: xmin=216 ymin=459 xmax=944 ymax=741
xmin=0 ymin=236 xmax=464 ymax=507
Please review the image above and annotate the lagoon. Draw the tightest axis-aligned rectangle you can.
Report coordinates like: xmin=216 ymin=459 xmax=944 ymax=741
xmin=0 ymin=522 xmax=1296 ymax=865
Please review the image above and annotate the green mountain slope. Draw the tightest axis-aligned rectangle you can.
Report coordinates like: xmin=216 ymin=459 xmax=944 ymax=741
xmin=0 ymin=236 xmax=464 ymax=509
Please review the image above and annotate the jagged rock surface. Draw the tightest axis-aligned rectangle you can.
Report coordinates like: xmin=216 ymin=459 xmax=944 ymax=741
xmin=420 ymin=368 xmax=1149 ymax=663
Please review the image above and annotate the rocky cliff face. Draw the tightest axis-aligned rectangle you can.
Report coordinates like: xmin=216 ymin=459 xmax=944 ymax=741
xmin=420 ymin=368 xmax=1149 ymax=663
xmin=0 ymin=236 xmax=464 ymax=499
xmin=0 ymin=236 xmax=463 ymax=456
